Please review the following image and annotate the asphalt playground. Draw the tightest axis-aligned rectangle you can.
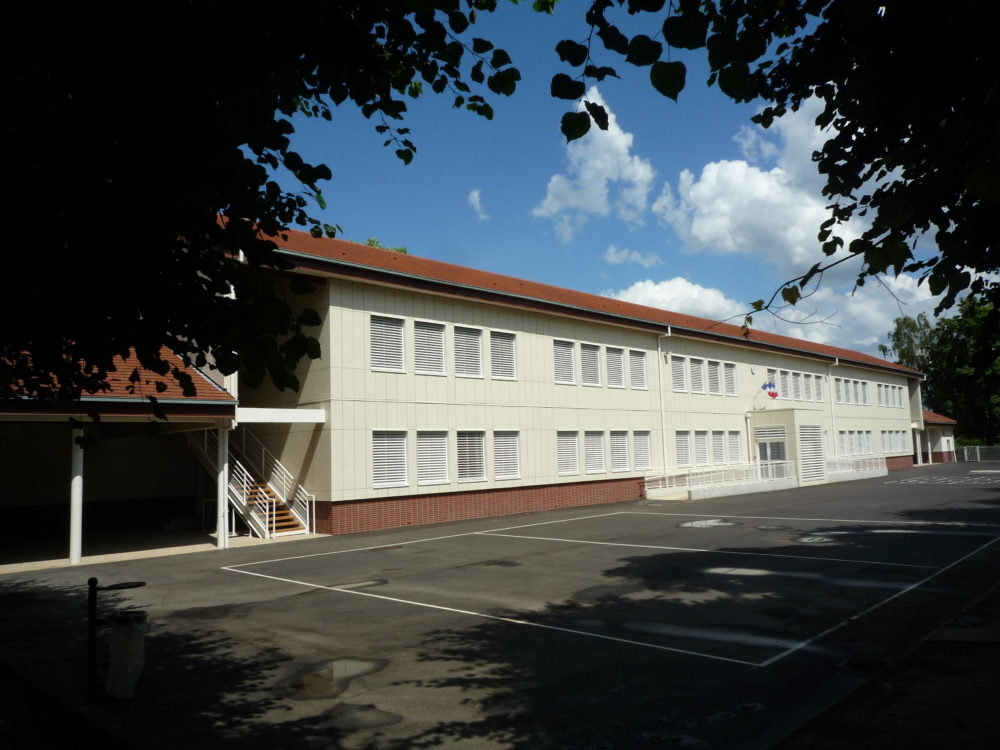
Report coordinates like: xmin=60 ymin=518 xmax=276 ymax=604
xmin=3 ymin=460 xmax=1000 ymax=749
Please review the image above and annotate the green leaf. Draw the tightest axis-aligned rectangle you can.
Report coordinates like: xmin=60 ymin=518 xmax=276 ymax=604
xmin=447 ymin=11 xmax=469 ymax=34
xmin=717 ymin=63 xmax=754 ymax=101
xmin=395 ymin=148 xmax=413 ymax=165
xmin=488 ymin=67 xmax=520 ymax=96
xmin=471 ymin=59 xmax=485 ymax=84
xmin=626 ymin=34 xmax=662 ymax=66
xmin=780 ymin=286 xmax=801 ymax=305
xmin=561 ymin=111 xmax=591 ymax=142
xmin=662 ymin=11 xmax=709 ymax=50
xmin=649 ymin=61 xmax=686 ymax=100
xmin=555 ymin=40 xmax=589 ymax=67
xmin=551 ymin=73 xmax=585 ymax=100
xmin=584 ymin=100 xmax=609 ymax=130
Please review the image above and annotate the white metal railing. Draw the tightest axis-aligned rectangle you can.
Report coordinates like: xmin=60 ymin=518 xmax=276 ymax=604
xmin=963 ymin=446 xmax=1000 ymax=462
xmin=232 ymin=426 xmax=315 ymax=533
xmin=826 ymin=455 xmax=887 ymax=475
xmin=645 ymin=460 xmax=794 ymax=492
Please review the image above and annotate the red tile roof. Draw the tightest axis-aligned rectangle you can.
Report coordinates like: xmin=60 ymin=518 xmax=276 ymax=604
xmin=81 ymin=348 xmax=234 ymax=404
xmin=923 ymin=409 xmax=958 ymax=425
xmin=270 ymin=228 xmax=922 ymax=378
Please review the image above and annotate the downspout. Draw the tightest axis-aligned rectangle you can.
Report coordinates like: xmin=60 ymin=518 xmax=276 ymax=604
xmin=829 ymin=358 xmax=840 ymax=458
xmin=657 ymin=328 xmax=672 ymax=473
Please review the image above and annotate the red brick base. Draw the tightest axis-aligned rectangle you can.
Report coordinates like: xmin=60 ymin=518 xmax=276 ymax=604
xmin=886 ymin=455 xmax=915 ymax=470
xmin=315 ymin=477 xmax=645 ymax=536
xmin=930 ymin=451 xmax=957 ymax=463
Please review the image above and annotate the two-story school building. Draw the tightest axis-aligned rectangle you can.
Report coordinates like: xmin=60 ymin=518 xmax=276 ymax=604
xmin=0 ymin=228 xmax=951 ymax=563
xmin=238 ymin=229 xmax=936 ymax=536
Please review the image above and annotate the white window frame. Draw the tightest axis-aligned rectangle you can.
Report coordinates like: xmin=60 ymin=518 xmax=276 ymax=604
xmin=634 ymin=431 xmax=652 ymax=470
xmin=370 ymin=315 xmax=405 ymax=373
xmin=456 ymin=430 xmax=486 ymax=481
xmin=585 ymin=431 xmax=606 ymax=474
xmin=413 ymin=320 xmax=446 ymax=376
xmin=493 ymin=431 xmax=520 ymax=480
xmin=629 ymin=350 xmax=647 ymax=389
xmin=557 ymin=431 xmax=579 ymax=475
xmin=606 ymin=347 xmax=625 ymax=388
xmin=727 ymin=430 xmax=742 ymax=463
xmin=675 ymin=430 xmax=692 ymax=467
xmin=581 ymin=343 xmax=601 ymax=387
xmin=671 ymin=355 xmax=687 ymax=392
xmin=610 ymin=431 xmax=629 ymax=472
xmin=554 ymin=340 xmax=575 ymax=384
xmin=723 ymin=362 xmax=737 ymax=396
xmin=711 ymin=430 xmax=726 ymax=465
xmin=490 ymin=331 xmax=517 ymax=380
xmin=694 ymin=430 xmax=710 ymax=466
xmin=689 ymin=358 xmax=705 ymax=393
xmin=707 ymin=360 xmax=722 ymax=395
xmin=372 ymin=430 xmax=407 ymax=488
xmin=416 ymin=431 xmax=449 ymax=485
xmin=454 ymin=326 xmax=483 ymax=378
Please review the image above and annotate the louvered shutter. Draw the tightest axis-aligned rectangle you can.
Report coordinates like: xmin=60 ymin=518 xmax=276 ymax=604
xmin=633 ymin=431 xmax=651 ymax=469
xmin=370 ymin=316 xmax=404 ymax=371
xmin=629 ymin=350 xmax=647 ymax=389
xmin=727 ymin=431 xmax=742 ymax=463
xmin=372 ymin=431 xmax=406 ymax=487
xmin=707 ymin=361 xmax=721 ymax=394
xmin=712 ymin=431 xmax=726 ymax=464
xmin=493 ymin=432 xmax=519 ymax=479
xmin=490 ymin=332 xmax=516 ymax=380
xmin=554 ymin=340 xmax=574 ymax=383
xmin=671 ymin=356 xmax=686 ymax=391
xmin=457 ymin=431 xmax=485 ymax=480
xmin=454 ymin=327 xmax=482 ymax=377
xmin=557 ymin=432 xmax=579 ymax=474
xmin=414 ymin=321 xmax=445 ymax=375
xmin=581 ymin=344 xmax=601 ymax=386
xmin=675 ymin=431 xmax=691 ymax=467
xmin=724 ymin=363 xmax=737 ymax=395
xmin=689 ymin=358 xmax=705 ymax=392
xmin=798 ymin=425 xmax=825 ymax=482
xmin=417 ymin=432 xmax=448 ymax=484
xmin=694 ymin=431 xmax=709 ymax=465
xmin=610 ymin=431 xmax=629 ymax=471
xmin=585 ymin=431 xmax=605 ymax=473
xmin=607 ymin=348 xmax=625 ymax=387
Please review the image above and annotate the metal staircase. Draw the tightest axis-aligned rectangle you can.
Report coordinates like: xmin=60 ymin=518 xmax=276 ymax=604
xmin=187 ymin=427 xmax=314 ymax=539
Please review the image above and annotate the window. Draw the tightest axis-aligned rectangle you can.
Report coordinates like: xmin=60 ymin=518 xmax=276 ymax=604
xmin=878 ymin=383 xmax=885 ymax=406
xmin=629 ymin=350 xmax=647 ymax=389
xmin=416 ymin=431 xmax=448 ymax=485
xmin=493 ymin=431 xmax=520 ymax=480
xmin=834 ymin=378 xmax=843 ymax=403
xmin=724 ymin=363 xmax=737 ymax=396
xmin=454 ymin=327 xmax=482 ymax=377
xmin=610 ymin=431 xmax=629 ymax=471
xmin=861 ymin=382 xmax=870 ymax=405
xmin=675 ymin=431 xmax=692 ymax=467
xmin=557 ymin=431 xmax=579 ymax=475
xmin=792 ymin=372 xmax=802 ymax=400
xmin=852 ymin=381 xmax=861 ymax=405
xmin=634 ymin=431 xmax=652 ymax=469
xmin=554 ymin=340 xmax=575 ymax=384
xmin=694 ymin=431 xmax=710 ymax=466
xmin=607 ymin=348 xmax=625 ymax=388
xmin=457 ymin=431 xmax=485 ymax=481
xmin=585 ymin=431 xmax=605 ymax=473
xmin=414 ymin=321 xmax=445 ymax=375
xmin=712 ymin=430 xmax=726 ymax=464
xmin=370 ymin=316 xmax=404 ymax=372
xmin=490 ymin=331 xmax=516 ymax=380
xmin=815 ymin=375 xmax=825 ymax=402
xmin=707 ymin=361 xmax=722 ymax=395
xmin=689 ymin=358 xmax=705 ymax=393
xmin=803 ymin=374 xmax=813 ymax=401
xmin=372 ymin=431 xmax=407 ymax=487
xmin=727 ymin=431 xmax=742 ymax=463
xmin=780 ymin=370 xmax=790 ymax=400
xmin=671 ymin=355 xmax=687 ymax=391
xmin=581 ymin=344 xmax=601 ymax=386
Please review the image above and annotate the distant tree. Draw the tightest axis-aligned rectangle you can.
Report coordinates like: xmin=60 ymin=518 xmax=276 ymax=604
xmin=878 ymin=314 xmax=933 ymax=372
xmin=365 ymin=238 xmax=410 ymax=255
xmin=916 ymin=302 xmax=1000 ymax=445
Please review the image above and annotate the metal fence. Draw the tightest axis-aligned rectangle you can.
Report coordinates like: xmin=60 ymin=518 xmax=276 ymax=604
xmin=826 ymin=455 xmax=887 ymax=475
xmin=645 ymin=461 xmax=793 ymax=492
xmin=962 ymin=446 xmax=1000 ymax=462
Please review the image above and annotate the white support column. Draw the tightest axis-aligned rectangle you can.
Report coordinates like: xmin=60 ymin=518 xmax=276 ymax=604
xmin=69 ymin=429 xmax=84 ymax=565
xmin=216 ymin=425 xmax=230 ymax=549
xmin=915 ymin=429 xmax=924 ymax=465
xmin=926 ymin=430 xmax=934 ymax=465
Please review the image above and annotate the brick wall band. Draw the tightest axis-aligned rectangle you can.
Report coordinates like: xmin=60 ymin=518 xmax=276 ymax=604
xmin=886 ymin=455 xmax=915 ymax=471
xmin=931 ymin=451 xmax=957 ymax=464
xmin=315 ymin=477 xmax=645 ymax=536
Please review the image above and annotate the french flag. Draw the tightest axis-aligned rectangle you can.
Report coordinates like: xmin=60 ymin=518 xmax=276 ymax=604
xmin=761 ymin=381 xmax=778 ymax=399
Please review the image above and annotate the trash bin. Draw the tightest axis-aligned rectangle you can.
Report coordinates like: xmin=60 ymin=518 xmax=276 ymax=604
xmin=105 ymin=610 xmax=153 ymax=699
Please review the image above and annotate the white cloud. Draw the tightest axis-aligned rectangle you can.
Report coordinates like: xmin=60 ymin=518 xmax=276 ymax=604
xmin=533 ymin=87 xmax=655 ymax=242
xmin=467 ymin=188 xmax=489 ymax=221
xmin=604 ymin=244 xmax=661 ymax=269
xmin=604 ymin=277 xmax=746 ymax=321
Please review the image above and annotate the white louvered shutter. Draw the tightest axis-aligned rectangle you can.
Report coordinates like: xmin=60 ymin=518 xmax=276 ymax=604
xmin=585 ymin=431 xmax=605 ymax=473
xmin=610 ymin=431 xmax=629 ymax=471
xmin=672 ymin=356 xmax=687 ymax=391
xmin=629 ymin=350 xmax=647 ymax=389
xmin=689 ymin=358 xmax=705 ymax=392
xmin=724 ymin=363 xmax=737 ymax=395
xmin=490 ymin=332 xmax=516 ymax=380
xmin=554 ymin=340 xmax=575 ymax=383
xmin=417 ymin=431 xmax=448 ymax=484
xmin=454 ymin=327 xmax=482 ymax=377
xmin=414 ymin=321 xmax=445 ymax=375
xmin=372 ymin=431 xmax=406 ymax=487
xmin=727 ymin=431 xmax=742 ymax=463
xmin=493 ymin=431 xmax=519 ymax=479
xmin=557 ymin=432 xmax=579 ymax=474
xmin=707 ymin=361 xmax=721 ymax=394
xmin=675 ymin=431 xmax=691 ymax=467
xmin=581 ymin=344 xmax=601 ymax=386
xmin=457 ymin=431 xmax=485 ymax=480
xmin=634 ymin=431 xmax=651 ymax=470
xmin=694 ymin=431 xmax=709 ymax=465
xmin=607 ymin=348 xmax=625 ymax=387
xmin=370 ymin=316 xmax=404 ymax=371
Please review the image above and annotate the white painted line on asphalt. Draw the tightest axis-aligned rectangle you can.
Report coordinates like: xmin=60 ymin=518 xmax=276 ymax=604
xmin=625 ymin=511 xmax=1000 ymax=528
xmin=221 ymin=565 xmax=764 ymax=667
xmin=757 ymin=534 xmax=1000 ymax=667
xmin=226 ymin=511 xmax=628 ymax=569
xmin=476 ymin=531 xmax=938 ymax=569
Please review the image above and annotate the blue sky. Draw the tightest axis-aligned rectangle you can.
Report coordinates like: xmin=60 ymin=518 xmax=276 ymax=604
xmin=285 ymin=2 xmax=941 ymax=355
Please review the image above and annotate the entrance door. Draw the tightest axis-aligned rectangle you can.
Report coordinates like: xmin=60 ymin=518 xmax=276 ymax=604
xmin=755 ymin=425 xmax=788 ymax=479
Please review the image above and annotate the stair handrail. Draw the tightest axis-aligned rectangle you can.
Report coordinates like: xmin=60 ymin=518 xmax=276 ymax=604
xmin=234 ymin=427 xmax=315 ymax=533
